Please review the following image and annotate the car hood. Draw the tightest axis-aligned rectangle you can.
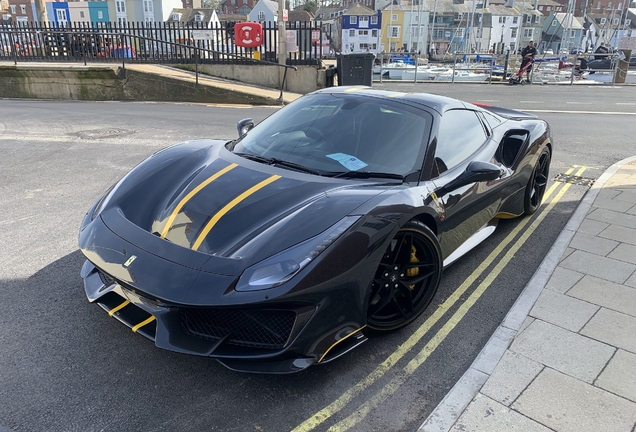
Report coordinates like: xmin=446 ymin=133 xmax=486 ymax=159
xmin=98 ymin=140 xmax=392 ymax=276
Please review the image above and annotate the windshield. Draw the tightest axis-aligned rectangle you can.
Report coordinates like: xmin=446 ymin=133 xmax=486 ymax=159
xmin=229 ymin=93 xmax=432 ymax=178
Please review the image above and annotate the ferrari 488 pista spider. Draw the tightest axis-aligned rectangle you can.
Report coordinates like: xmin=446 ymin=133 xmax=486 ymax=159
xmin=79 ymin=87 xmax=552 ymax=373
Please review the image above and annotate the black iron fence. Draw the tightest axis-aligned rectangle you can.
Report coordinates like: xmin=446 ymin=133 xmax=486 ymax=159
xmin=0 ymin=21 xmax=323 ymax=66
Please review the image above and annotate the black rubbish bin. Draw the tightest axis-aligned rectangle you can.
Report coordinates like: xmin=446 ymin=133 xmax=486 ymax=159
xmin=336 ymin=53 xmax=374 ymax=86
xmin=325 ymin=65 xmax=336 ymax=87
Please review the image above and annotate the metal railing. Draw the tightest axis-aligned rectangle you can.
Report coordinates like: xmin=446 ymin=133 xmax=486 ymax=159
xmin=0 ymin=21 xmax=323 ymax=66
xmin=1 ymin=27 xmax=298 ymax=101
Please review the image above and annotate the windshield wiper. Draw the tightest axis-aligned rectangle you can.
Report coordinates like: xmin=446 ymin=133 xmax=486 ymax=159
xmin=270 ymin=158 xmax=322 ymax=175
xmin=326 ymin=171 xmax=405 ymax=181
xmin=233 ymin=152 xmax=321 ymax=175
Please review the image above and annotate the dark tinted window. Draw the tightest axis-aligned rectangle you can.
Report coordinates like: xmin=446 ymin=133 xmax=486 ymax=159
xmin=231 ymin=93 xmax=432 ymax=177
xmin=433 ymin=109 xmax=488 ymax=176
xmin=481 ymin=111 xmax=503 ymax=130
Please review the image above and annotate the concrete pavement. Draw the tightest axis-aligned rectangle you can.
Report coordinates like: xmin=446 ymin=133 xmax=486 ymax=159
xmin=421 ymin=156 xmax=636 ymax=432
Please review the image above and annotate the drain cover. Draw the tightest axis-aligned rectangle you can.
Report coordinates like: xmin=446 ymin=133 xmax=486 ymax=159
xmin=72 ymin=128 xmax=134 ymax=139
xmin=553 ymin=173 xmax=595 ymax=187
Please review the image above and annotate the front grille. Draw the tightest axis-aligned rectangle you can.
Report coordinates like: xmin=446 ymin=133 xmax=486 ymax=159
xmin=98 ymin=269 xmax=116 ymax=287
xmin=181 ymin=308 xmax=297 ymax=350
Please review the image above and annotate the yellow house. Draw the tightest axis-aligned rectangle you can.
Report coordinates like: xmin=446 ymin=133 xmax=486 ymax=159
xmin=380 ymin=5 xmax=407 ymax=52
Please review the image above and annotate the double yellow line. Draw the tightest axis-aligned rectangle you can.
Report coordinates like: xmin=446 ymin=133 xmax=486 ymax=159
xmin=292 ymin=166 xmax=587 ymax=432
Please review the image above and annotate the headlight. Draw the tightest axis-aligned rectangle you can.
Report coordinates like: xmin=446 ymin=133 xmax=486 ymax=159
xmin=235 ymin=216 xmax=360 ymax=292
xmin=91 ymin=184 xmax=117 ymax=220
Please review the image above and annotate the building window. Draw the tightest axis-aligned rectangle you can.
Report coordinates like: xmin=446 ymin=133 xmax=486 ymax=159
xmin=570 ymin=29 xmax=575 ymax=37
xmin=626 ymin=19 xmax=631 ymax=26
xmin=551 ymin=20 xmax=557 ymax=26
xmin=20 ymin=4 xmax=26 ymax=14
xmin=359 ymin=30 xmax=368 ymax=35
xmin=513 ymin=16 xmax=518 ymax=23
xmin=372 ymin=29 xmax=377 ymax=37
xmin=79 ymin=10 xmax=85 ymax=18
xmin=9 ymin=4 xmax=15 ymax=13
xmin=56 ymin=9 xmax=67 ymax=21
xmin=389 ymin=25 xmax=400 ymax=38
xmin=546 ymin=6 xmax=551 ymax=10
xmin=498 ymin=16 xmax=504 ymax=23
xmin=600 ymin=18 xmax=606 ymax=24
xmin=613 ymin=18 xmax=619 ymax=25
xmin=118 ymin=17 xmax=127 ymax=26
xmin=195 ymin=14 xmax=203 ymax=22
xmin=349 ymin=29 xmax=355 ymax=36
xmin=144 ymin=0 xmax=153 ymax=13
xmin=350 ymin=16 xmax=357 ymax=24
xmin=524 ymin=28 xmax=533 ymax=37
xmin=511 ymin=27 xmax=517 ymax=37
xmin=392 ymin=14 xmax=397 ymax=21
xmin=360 ymin=43 xmax=368 ymax=49
xmin=538 ymin=5 xmax=543 ymax=10
xmin=116 ymin=0 xmax=125 ymax=13
xmin=98 ymin=10 xmax=103 ymax=19
xmin=371 ymin=16 xmax=377 ymax=24
xmin=258 ymin=11 xmax=265 ymax=20
xmin=360 ymin=16 xmax=368 ymax=23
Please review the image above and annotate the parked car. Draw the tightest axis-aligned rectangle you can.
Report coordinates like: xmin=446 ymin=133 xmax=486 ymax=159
xmin=79 ymin=88 xmax=552 ymax=373
xmin=587 ymin=55 xmax=636 ymax=71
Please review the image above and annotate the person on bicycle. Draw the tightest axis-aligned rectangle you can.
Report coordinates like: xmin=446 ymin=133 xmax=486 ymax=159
xmin=519 ymin=40 xmax=537 ymax=83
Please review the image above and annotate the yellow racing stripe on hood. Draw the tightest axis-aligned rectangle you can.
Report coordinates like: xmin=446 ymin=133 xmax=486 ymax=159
xmin=191 ymin=175 xmax=281 ymax=251
xmin=160 ymin=163 xmax=238 ymax=238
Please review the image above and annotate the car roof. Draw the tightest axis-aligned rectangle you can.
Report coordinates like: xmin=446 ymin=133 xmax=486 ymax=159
xmin=312 ymin=87 xmax=465 ymax=114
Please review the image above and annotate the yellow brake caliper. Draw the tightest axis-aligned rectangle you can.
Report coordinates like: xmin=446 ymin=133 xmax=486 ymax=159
xmin=406 ymin=245 xmax=419 ymax=290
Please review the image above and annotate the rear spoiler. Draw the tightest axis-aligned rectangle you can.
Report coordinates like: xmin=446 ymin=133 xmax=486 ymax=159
xmin=471 ymin=103 xmax=538 ymax=121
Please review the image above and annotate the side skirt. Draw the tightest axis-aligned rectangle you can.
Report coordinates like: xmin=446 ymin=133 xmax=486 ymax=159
xmin=443 ymin=220 xmax=499 ymax=268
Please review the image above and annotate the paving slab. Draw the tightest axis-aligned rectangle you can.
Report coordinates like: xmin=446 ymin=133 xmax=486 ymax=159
xmin=577 ymin=219 xmax=610 ymax=236
xmin=509 ymin=320 xmax=614 ymax=383
xmin=559 ymin=250 xmax=636 ymax=284
xmin=607 ymin=243 xmax=636 ymax=265
xmin=581 ymin=308 xmax=636 ymax=353
xmin=450 ymin=394 xmax=553 ymax=432
xmin=587 ymin=208 xmax=636 ymax=230
xmin=567 ymin=275 xmax=636 ymax=318
xmin=513 ymin=368 xmax=636 ymax=432
xmin=544 ymin=267 xmax=584 ymax=295
xmin=568 ymin=231 xmax=619 ymax=256
xmin=627 ymin=204 xmax=636 ymax=216
xmin=596 ymin=189 xmax=622 ymax=200
xmin=598 ymin=224 xmax=636 ymax=246
xmin=625 ymin=272 xmax=636 ymax=289
xmin=596 ymin=349 xmax=636 ymax=403
xmin=529 ymin=289 xmax=599 ymax=332
xmin=480 ymin=351 xmax=544 ymax=407
xmin=612 ymin=191 xmax=636 ymax=203
xmin=592 ymin=196 xmax=635 ymax=212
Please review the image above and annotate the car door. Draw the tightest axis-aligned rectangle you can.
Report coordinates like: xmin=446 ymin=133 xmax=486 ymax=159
xmin=429 ymin=109 xmax=505 ymax=259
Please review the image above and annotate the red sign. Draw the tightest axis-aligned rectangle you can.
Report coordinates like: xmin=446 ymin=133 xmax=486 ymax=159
xmin=311 ymin=30 xmax=320 ymax=43
xmin=234 ymin=22 xmax=263 ymax=48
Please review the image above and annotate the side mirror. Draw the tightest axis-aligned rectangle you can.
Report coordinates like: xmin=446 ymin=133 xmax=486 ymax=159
xmin=237 ymin=118 xmax=254 ymax=137
xmin=436 ymin=161 xmax=502 ymax=196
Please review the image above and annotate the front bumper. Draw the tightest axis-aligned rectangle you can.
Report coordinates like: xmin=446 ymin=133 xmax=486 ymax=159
xmin=79 ymin=215 xmax=369 ymax=373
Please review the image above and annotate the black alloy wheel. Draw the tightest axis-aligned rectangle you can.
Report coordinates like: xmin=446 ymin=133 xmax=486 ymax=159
xmin=367 ymin=221 xmax=442 ymax=331
xmin=524 ymin=147 xmax=551 ymax=215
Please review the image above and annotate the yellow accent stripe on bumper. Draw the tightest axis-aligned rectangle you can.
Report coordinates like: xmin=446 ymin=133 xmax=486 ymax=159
xmin=191 ymin=175 xmax=282 ymax=251
xmin=160 ymin=163 xmax=239 ymax=238
xmin=318 ymin=326 xmax=366 ymax=363
xmin=132 ymin=316 xmax=156 ymax=333
xmin=108 ymin=300 xmax=130 ymax=317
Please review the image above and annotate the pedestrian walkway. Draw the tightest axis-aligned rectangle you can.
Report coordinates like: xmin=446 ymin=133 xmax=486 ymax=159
xmin=421 ymin=156 xmax=636 ymax=432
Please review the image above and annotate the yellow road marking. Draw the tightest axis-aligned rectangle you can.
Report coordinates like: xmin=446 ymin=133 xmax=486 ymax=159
xmin=132 ymin=316 xmax=156 ymax=333
xmin=326 ymin=168 xmax=586 ymax=432
xmin=292 ymin=167 xmax=579 ymax=432
xmin=191 ymin=175 xmax=281 ymax=251
xmin=108 ymin=300 xmax=130 ymax=317
xmin=160 ymin=163 xmax=238 ymax=238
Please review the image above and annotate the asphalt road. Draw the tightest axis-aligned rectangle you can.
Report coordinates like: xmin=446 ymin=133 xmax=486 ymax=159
xmin=1 ymin=85 xmax=635 ymax=432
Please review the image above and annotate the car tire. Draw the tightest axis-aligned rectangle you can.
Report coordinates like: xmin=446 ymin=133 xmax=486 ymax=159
xmin=524 ymin=146 xmax=551 ymax=215
xmin=367 ymin=220 xmax=442 ymax=332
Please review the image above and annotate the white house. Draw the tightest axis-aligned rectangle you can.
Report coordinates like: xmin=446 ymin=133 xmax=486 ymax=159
xmin=248 ymin=0 xmax=277 ymax=24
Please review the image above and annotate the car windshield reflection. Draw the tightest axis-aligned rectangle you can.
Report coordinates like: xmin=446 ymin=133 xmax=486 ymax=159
xmin=228 ymin=93 xmax=431 ymax=178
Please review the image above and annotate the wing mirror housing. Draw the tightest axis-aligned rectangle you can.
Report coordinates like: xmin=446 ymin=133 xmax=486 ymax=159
xmin=237 ymin=118 xmax=254 ymax=137
xmin=435 ymin=161 xmax=503 ymax=196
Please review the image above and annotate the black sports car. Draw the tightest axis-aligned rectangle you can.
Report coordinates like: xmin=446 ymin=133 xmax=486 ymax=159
xmin=79 ymin=88 xmax=552 ymax=373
